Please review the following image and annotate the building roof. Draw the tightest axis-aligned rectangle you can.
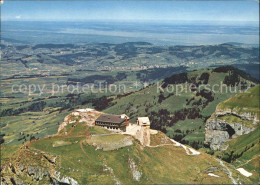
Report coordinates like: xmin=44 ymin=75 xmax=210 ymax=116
xmin=137 ymin=117 xmax=150 ymax=126
xmin=95 ymin=114 xmax=126 ymax=124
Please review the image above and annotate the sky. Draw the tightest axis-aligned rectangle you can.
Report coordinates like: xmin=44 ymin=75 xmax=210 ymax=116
xmin=1 ymin=1 xmax=259 ymax=23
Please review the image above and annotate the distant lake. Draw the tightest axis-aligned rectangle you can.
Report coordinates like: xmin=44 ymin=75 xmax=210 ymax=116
xmin=2 ymin=21 xmax=259 ymax=46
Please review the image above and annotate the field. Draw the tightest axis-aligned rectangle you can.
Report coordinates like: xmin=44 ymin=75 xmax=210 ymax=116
xmin=2 ymin=122 xmax=251 ymax=184
xmin=1 ymin=40 xmax=259 ymax=147
xmin=217 ymin=84 xmax=260 ymax=117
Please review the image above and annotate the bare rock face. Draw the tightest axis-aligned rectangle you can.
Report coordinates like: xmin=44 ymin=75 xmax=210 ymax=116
xmin=2 ymin=162 xmax=79 ymax=185
xmin=50 ymin=170 xmax=79 ymax=185
xmin=204 ymin=118 xmax=231 ymax=151
xmin=2 ymin=163 xmax=50 ymax=184
xmin=27 ymin=165 xmax=49 ymax=181
xmin=128 ymin=158 xmax=142 ymax=181
xmin=205 ymin=110 xmax=257 ymax=151
xmin=1 ymin=148 xmax=79 ymax=185
xmin=215 ymin=108 xmax=259 ymax=124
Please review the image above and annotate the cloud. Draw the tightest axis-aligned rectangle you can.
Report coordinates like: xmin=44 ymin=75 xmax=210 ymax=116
xmin=15 ymin=15 xmax=21 ymax=19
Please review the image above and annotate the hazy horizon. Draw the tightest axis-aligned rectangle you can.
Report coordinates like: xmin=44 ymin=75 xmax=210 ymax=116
xmin=1 ymin=1 xmax=259 ymax=22
xmin=2 ymin=20 xmax=259 ymax=46
xmin=1 ymin=1 xmax=259 ymax=46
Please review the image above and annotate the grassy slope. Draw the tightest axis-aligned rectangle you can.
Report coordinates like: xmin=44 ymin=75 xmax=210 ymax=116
xmin=212 ymin=85 xmax=260 ymax=183
xmin=217 ymin=84 xmax=260 ymax=118
xmin=215 ymin=128 xmax=259 ymax=183
xmin=104 ymin=68 xmax=256 ymax=147
xmin=0 ymin=145 xmax=20 ymax=165
xmin=2 ymin=123 xmax=251 ymax=184
xmin=1 ymin=109 xmax=71 ymax=145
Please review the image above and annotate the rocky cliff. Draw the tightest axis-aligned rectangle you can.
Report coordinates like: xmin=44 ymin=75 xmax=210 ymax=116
xmin=204 ymin=85 xmax=259 ymax=151
xmin=1 ymin=148 xmax=79 ymax=185
xmin=204 ymin=112 xmax=257 ymax=150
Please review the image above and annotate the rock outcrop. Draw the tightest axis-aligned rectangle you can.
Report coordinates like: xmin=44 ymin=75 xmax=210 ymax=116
xmin=50 ymin=170 xmax=79 ymax=185
xmin=205 ymin=109 xmax=258 ymax=151
xmin=1 ymin=149 xmax=79 ymax=185
xmin=215 ymin=108 xmax=259 ymax=124
xmin=2 ymin=164 xmax=79 ymax=185
xmin=1 ymin=163 xmax=50 ymax=185
xmin=58 ymin=109 xmax=101 ymax=133
xmin=128 ymin=158 xmax=142 ymax=181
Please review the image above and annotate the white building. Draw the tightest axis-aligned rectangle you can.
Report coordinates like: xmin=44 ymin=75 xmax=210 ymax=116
xmin=137 ymin=117 xmax=150 ymax=129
